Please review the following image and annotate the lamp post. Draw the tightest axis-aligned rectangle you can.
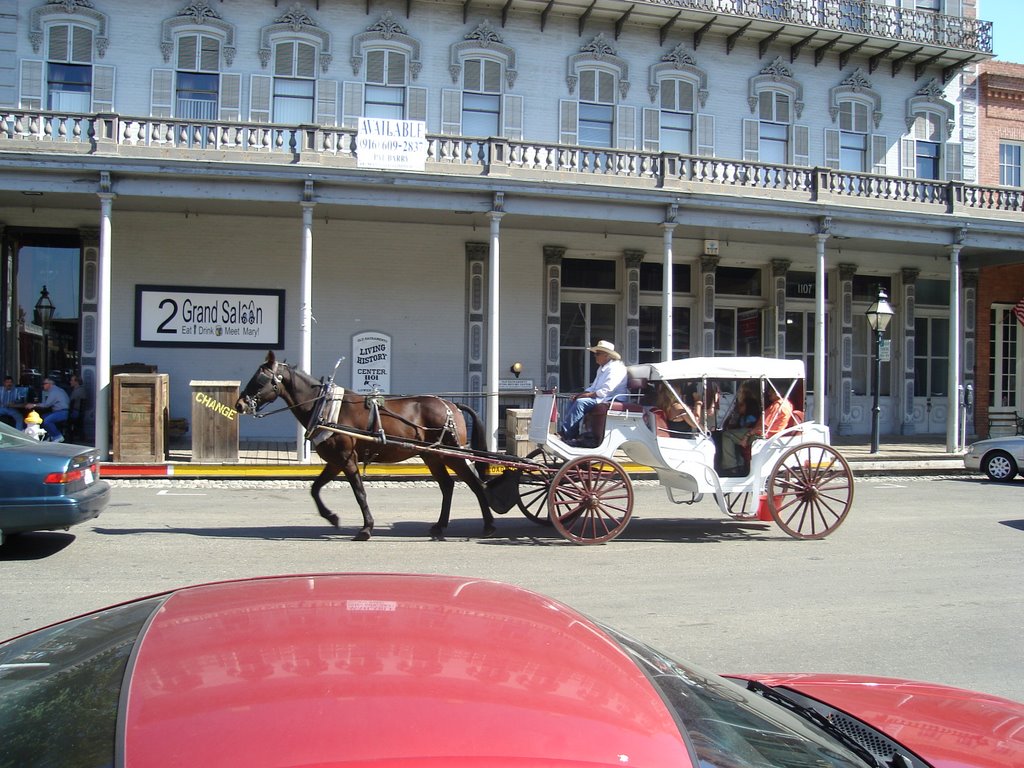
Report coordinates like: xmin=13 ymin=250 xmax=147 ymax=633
xmin=34 ymin=285 xmax=55 ymax=382
xmin=865 ymin=288 xmax=894 ymax=454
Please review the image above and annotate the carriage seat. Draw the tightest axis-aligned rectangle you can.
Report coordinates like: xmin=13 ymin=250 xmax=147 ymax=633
xmin=582 ymin=365 xmax=652 ymax=443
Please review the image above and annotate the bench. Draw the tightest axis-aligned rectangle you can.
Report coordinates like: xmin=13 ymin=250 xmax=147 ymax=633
xmin=582 ymin=365 xmax=653 ymax=443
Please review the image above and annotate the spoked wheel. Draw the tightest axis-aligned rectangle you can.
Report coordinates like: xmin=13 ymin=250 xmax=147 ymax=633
xmin=766 ymin=442 xmax=854 ymax=539
xmin=548 ymin=456 xmax=634 ymax=545
xmin=724 ymin=492 xmax=757 ymax=519
xmin=517 ymin=447 xmax=559 ymax=525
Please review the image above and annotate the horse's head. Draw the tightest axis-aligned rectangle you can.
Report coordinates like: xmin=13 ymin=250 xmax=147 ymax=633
xmin=236 ymin=351 xmax=284 ymax=414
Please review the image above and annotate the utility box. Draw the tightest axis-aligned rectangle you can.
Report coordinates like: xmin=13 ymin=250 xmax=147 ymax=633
xmin=112 ymin=373 xmax=169 ymax=462
xmin=190 ymin=380 xmax=240 ymax=462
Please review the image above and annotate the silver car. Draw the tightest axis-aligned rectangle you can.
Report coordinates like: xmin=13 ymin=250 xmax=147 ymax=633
xmin=963 ymin=434 xmax=1024 ymax=481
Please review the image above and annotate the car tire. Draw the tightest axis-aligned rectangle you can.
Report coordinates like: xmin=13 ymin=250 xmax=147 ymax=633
xmin=983 ymin=450 xmax=1018 ymax=482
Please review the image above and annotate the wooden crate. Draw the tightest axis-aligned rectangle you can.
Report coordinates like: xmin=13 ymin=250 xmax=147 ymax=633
xmin=190 ymin=380 xmax=240 ymax=462
xmin=112 ymin=374 xmax=169 ymax=462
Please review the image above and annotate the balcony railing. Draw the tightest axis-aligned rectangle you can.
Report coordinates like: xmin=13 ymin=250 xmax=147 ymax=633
xmin=2 ymin=109 xmax=1020 ymax=218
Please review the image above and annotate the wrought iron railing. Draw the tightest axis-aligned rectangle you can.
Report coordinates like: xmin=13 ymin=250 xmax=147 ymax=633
xmin=2 ymin=109 xmax=1019 ymax=217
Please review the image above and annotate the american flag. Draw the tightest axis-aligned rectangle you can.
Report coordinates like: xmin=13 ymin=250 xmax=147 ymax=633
xmin=1015 ymin=297 xmax=1024 ymax=328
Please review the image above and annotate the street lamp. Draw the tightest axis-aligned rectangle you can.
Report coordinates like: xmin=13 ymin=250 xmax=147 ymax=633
xmin=865 ymin=287 xmax=894 ymax=454
xmin=34 ymin=285 xmax=55 ymax=382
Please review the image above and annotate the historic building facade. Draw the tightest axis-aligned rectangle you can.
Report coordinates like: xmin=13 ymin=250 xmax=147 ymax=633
xmin=1 ymin=0 xmax=1021 ymax=456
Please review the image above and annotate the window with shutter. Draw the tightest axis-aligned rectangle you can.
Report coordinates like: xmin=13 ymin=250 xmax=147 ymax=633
xmin=757 ymin=90 xmax=790 ymax=164
xmin=659 ymin=78 xmax=694 ymax=154
xmin=46 ymin=23 xmax=93 ymax=113
xmin=836 ymin=99 xmax=869 ymax=172
xmin=461 ymin=57 xmax=501 ymax=138
xmin=578 ymin=68 xmax=615 ymax=148
xmin=175 ymin=33 xmax=220 ymax=120
xmin=364 ymin=49 xmax=407 ymax=119
xmin=272 ymin=40 xmax=315 ymax=124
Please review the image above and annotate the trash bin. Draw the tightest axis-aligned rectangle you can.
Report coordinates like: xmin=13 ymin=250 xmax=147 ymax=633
xmin=112 ymin=373 xmax=169 ymax=462
xmin=190 ymin=380 xmax=240 ymax=462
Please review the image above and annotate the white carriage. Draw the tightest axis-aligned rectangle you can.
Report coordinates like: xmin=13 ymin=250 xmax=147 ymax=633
xmin=516 ymin=357 xmax=854 ymax=544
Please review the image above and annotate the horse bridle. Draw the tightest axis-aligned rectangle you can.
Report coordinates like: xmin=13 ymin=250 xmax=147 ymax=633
xmin=242 ymin=363 xmax=284 ymax=414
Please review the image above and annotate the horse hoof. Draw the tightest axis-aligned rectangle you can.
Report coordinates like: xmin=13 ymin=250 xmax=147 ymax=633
xmin=352 ymin=529 xmax=372 ymax=542
xmin=429 ymin=525 xmax=446 ymax=541
xmin=482 ymin=526 xmax=497 ymax=538
xmin=326 ymin=514 xmax=340 ymax=528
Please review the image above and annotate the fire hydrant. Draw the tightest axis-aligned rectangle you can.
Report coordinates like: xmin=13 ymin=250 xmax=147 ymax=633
xmin=23 ymin=410 xmax=45 ymax=441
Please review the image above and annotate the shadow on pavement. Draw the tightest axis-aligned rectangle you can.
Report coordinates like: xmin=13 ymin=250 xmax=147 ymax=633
xmin=0 ymin=532 xmax=76 ymax=560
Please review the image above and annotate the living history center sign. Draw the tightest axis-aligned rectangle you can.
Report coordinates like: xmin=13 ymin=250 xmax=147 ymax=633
xmin=352 ymin=331 xmax=392 ymax=394
xmin=135 ymin=285 xmax=284 ymax=348
xmin=356 ymin=118 xmax=427 ymax=170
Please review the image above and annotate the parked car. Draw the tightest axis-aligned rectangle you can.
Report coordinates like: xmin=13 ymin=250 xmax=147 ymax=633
xmin=1 ymin=573 xmax=1020 ymax=767
xmin=0 ymin=419 xmax=109 ymax=545
xmin=963 ymin=434 xmax=1024 ymax=481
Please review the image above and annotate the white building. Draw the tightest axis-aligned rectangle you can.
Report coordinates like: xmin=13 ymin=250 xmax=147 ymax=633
xmin=1 ymin=0 xmax=1020 ymax=457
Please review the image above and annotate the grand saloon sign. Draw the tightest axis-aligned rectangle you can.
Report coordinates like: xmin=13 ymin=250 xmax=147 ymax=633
xmin=135 ymin=285 xmax=284 ymax=348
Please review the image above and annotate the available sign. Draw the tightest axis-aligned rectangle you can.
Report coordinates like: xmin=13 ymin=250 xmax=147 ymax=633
xmin=352 ymin=331 xmax=392 ymax=394
xmin=356 ymin=118 xmax=427 ymax=170
xmin=135 ymin=285 xmax=284 ymax=348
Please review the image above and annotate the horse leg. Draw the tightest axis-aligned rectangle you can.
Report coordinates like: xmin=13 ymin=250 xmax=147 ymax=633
xmin=448 ymin=459 xmax=497 ymax=538
xmin=339 ymin=460 xmax=375 ymax=541
xmin=311 ymin=463 xmax=344 ymax=528
xmin=424 ymin=458 xmax=455 ymax=541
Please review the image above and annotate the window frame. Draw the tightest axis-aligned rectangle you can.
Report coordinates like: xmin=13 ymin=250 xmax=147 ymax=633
xmin=999 ymin=141 xmax=1023 ymax=188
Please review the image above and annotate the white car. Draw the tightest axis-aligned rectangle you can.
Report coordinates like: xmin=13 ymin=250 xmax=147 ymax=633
xmin=963 ymin=434 xmax=1024 ymax=481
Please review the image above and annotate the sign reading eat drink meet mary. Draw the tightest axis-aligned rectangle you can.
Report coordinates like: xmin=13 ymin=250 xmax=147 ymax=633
xmin=352 ymin=331 xmax=392 ymax=394
xmin=135 ymin=285 xmax=284 ymax=348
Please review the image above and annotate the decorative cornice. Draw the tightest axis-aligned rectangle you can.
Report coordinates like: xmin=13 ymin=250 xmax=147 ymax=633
xmin=748 ymin=57 xmax=803 ymax=118
xmin=905 ymin=78 xmax=955 ymax=134
xmin=258 ymin=4 xmax=332 ymax=72
xmin=567 ymin=33 xmax=630 ymax=98
xmin=647 ymin=44 xmax=708 ymax=107
xmin=449 ymin=21 xmax=518 ymax=88
xmin=160 ymin=0 xmax=236 ymax=65
xmin=351 ymin=11 xmax=421 ymax=80
xmin=830 ymin=68 xmax=882 ymax=128
xmin=30 ymin=0 xmax=109 ymax=58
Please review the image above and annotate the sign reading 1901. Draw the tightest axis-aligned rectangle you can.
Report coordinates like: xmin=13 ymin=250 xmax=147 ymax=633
xmin=135 ymin=285 xmax=285 ymax=348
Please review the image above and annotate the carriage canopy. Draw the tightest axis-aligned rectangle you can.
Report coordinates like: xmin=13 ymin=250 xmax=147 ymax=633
xmin=641 ymin=357 xmax=806 ymax=383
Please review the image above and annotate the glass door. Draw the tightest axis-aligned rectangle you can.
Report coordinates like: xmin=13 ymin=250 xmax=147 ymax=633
xmin=560 ymin=301 xmax=616 ymax=392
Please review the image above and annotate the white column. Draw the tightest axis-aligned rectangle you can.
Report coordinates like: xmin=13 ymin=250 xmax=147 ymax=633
xmin=486 ymin=208 xmax=504 ymax=452
xmin=947 ymin=242 xmax=962 ymax=452
xmin=814 ymin=232 xmax=828 ymax=425
xmin=661 ymin=220 xmax=676 ymax=358
xmin=297 ymin=199 xmax=314 ymax=462
xmin=95 ymin=186 xmax=114 ymax=459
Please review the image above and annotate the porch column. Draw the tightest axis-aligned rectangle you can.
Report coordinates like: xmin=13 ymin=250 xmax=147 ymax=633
xmin=813 ymin=219 xmax=830 ymax=425
xmin=837 ymin=263 xmax=857 ymax=435
xmin=899 ymin=268 xmax=919 ymax=436
xmin=962 ymin=270 xmax=978 ymax=440
xmin=769 ymin=259 xmax=790 ymax=359
xmin=297 ymin=183 xmax=315 ymax=463
xmin=543 ymin=246 xmax=565 ymax=390
xmin=700 ymin=255 xmax=719 ymax=356
xmin=95 ymin=172 xmax=114 ymax=460
xmin=623 ymin=250 xmax=644 ymax=365
xmin=486 ymin=195 xmax=504 ymax=452
xmin=661 ymin=205 xmax=677 ymax=357
xmin=947 ymin=237 xmax=963 ymax=451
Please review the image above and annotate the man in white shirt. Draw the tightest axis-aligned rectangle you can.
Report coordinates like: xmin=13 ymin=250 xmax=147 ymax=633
xmin=559 ymin=340 xmax=628 ymax=443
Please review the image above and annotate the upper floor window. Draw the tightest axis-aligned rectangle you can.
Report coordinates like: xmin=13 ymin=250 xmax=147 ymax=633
xmin=1000 ymin=142 xmax=1022 ymax=187
xmin=176 ymin=33 xmax=220 ymax=120
xmin=837 ymin=100 xmax=869 ymax=171
xmin=757 ymin=90 xmax=791 ymax=164
xmin=744 ymin=59 xmax=807 ymax=166
xmin=272 ymin=40 xmax=317 ymax=123
xmin=461 ymin=57 xmax=501 ymax=137
xmin=47 ymin=24 xmax=92 ymax=112
xmin=578 ymin=68 xmax=616 ymax=147
xmin=912 ymin=111 xmax=942 ymax=179
xmin=344 ymin=13 xmax=426 ymax=127
xmin=902 ymin=79 xmax=959 ymax=181
xmin=916 ymin=0 xmax=941 ymax=11
xmin=443 ymin=23 xmax=520 ymax=140
xmin=561 ymin=33 xmax=632 ymax=149
xmin=364 ymin=49 xmax=407 ymax=119
xmin=659 ymin=78 xmax=694 ymax=154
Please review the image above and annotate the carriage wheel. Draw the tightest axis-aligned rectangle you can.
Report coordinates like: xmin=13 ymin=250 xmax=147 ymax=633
xmin=548 ymin=456 xmax=633 ymax=545
xmin=724 ymin=492 xmax=756 ymax=519
xmin=766 ymin=443 xmax=854 ymax=540
xmin=516 ymin=447 xmax=559 ymax=526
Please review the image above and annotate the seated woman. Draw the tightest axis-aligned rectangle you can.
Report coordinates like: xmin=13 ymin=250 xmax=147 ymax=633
xmin=655 ymin=380 xmax=702 ymax=437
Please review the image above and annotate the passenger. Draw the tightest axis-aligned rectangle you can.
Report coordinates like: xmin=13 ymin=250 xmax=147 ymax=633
xmin=656 ymin=380 xmax=702 ymax=436
xmin=720 ymin=385 xmax=793 ymax=475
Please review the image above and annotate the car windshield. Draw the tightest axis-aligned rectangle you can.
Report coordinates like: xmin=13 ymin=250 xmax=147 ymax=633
xmin=0 ymin=597 xmax=165 ymax=768
xmin=605 ymin=626 xmax=873 ymax=768
xmin=0 ymin=419 xmax=38 ymax=448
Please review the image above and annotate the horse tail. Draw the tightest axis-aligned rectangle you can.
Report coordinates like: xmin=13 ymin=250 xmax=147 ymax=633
xmin=456 ymin=403 xmax=490 ymax=480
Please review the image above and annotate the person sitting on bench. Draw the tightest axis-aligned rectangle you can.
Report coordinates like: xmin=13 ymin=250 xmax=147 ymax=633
xmin=559 ymin=340 xmax=627 ymax=445
xmin=720 ymin=385 xmax=792 ymax=475
xmin=25 ymin=377 xmax=70 ymax=442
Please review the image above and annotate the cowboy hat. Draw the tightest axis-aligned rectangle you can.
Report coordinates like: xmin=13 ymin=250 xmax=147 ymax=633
xmin=587 ymin=340 xmax=621 ymax=360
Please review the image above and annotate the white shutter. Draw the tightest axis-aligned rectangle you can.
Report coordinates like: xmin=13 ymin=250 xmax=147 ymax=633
xmin=341 ymin=81 xmax=364 ymax=128
xmin=502 ymin=94 xmax=523 ymax=141
xmin=945 ymin=142 xmax=962 ymax=181
xmin=742 ymin=118 xmax=759 ymax=161
xmin=150 ymin=68 xmax=173 ymax=117
xmin=219 ymin=73 xmax=241 ymax=121
xmin=441 ymin=88 xmax=461 ymax=135
xmin=20 ymin=59 xmax=44 ymax=109
xmin=249 ymin=74 xmax=272 ymax=123
xmin=696 ymin=113 xmax=715 ymax=157
xmin=315 ymin=79 xmax=338 ymax=125
xmin=91 ymin=64 xmax=115 ymax=112
xmin=559 ymin=99 xmax=578 ymax=145
xmin=901 ymin=136 xmax=916 ymax=177
xmin=871 ymin=134 xmax=888 ymax=174
xmin=616 ymin=105 xmax=636 ymax=150
xmin=407 ymin=86 xmax=427 ymax=123
xmin=642 ymin=108 xmax=660 ymax=152
xmin=824 ymin=128 xmax=841 ymax=169
xmin=791 ymin=124 xmax=810 ymax=166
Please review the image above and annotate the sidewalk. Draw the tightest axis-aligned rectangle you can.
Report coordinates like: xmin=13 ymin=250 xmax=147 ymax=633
xmin=98 ymin=434 xmax=969 ymax=479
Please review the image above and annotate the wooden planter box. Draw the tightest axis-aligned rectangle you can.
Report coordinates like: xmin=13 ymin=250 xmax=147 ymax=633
xmin=112 ymin=373 xmax=169 ymax=462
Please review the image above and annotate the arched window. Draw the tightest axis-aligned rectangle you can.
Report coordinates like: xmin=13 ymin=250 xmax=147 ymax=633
xmin=744 ymin=58 xmax=808 ymax=166
xmin=902 ymin=79 xmax=959 ymax=180
xmin=560 ymin=34 xmax=633 ymax=149
xmin=343 ymin=12 xmax=426 ymax=127
xmin=643 ymin=45 xmax=712 ymax=156
xmin=442 ymin=22 xmax=521 ymax=140
xmin=825 ymin=70 xmax=886 ymax=173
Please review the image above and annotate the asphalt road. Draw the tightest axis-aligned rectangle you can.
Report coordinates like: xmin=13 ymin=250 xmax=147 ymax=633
xmin=2 ymin=474 xmax=1022 ymax=701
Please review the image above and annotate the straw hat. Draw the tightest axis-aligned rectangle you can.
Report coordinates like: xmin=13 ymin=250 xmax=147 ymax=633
xmin=587 ymin=340 xmax=621 ymax=360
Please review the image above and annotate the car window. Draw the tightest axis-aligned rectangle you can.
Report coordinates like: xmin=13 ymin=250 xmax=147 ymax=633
xmin=605 ymin=627 xmax=872 ymax=768
xmin=0 ymin=420 xmax=37 ymax=448
xmin=0 ymin=597 xmax=165 ymax=768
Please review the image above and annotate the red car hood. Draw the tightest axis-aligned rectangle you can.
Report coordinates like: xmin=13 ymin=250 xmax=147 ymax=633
xmin=732 ymin=673 xmax=1024 ymax=768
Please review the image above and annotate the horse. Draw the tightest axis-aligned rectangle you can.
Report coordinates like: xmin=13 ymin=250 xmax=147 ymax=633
xmin=234 ymin=352 xmax=497 ymax=541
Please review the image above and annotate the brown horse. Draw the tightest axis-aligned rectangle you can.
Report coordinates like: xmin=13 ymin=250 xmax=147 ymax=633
xmin=235 ymin=352 xmax=496 ymax=541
